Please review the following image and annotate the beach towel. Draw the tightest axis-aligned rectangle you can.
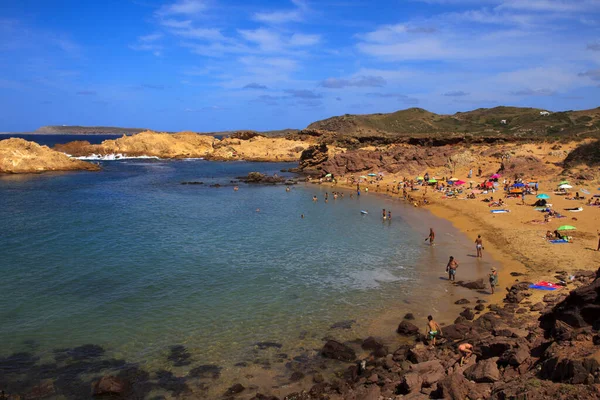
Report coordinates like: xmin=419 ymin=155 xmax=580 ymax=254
xmin=550 ymin=239 xmax=569 ymax=244
xmin=582 ymin=189 xmax=590 ymax=194
xmin=490 ymin=209 xmax=510 ymax=214
xmin=529 ymin=281 xmax=563 ymax=290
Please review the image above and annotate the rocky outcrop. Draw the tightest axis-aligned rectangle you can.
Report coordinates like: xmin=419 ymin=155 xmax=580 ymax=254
xmin=0 ymin=138 xmax=100 ymax=174
xmin=320 ymin=340 xmax=356 ymax=362
xmin=54 ymin=131 xmax=312 ymax=162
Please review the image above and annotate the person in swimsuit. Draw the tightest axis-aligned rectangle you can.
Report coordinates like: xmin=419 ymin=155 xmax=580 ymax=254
xmin=458 ymin=343 xmax=474 ymax=366
xmin=489 ymin=267 xmax=498 ymax=294
xmin=447 ymin=256 xmax=458 ymax=281
xmin=382 ymin=209 xmax=386 ymax=219
xmin=388 ymin=211 xmax=391 ymax=220
xmin=475 ymin=235 xmax=483 ymax=258
xmin=427 ymin=315 xmax=442 ymax=347
xmin=427 ymin=228 xmax=435 ymax=245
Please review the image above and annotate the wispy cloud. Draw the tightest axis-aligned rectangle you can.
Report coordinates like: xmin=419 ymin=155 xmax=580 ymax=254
xmin=367 ymin=93 xmax=419 ymax=104
xmin=253 ymin=0 xmax=308 ymax=24
xmin=443 ymin=90 xmax=469 ymax=96
xmin=157 ymin=0 xmax=206 ymax=17
xmin=510 ymin=88 xmax=556 ymax=96
xmin=284 ymin=89 xmax=322 ymax=99
xmin=130 ymin=32 xmax=163 ymax=56
xmin=243 ymin=83 xmax=268 ymax=89
xmin=320 ymin=75 xmax=386 ymax=88
xmin=578 ymin=69 xmax=600 ymax=81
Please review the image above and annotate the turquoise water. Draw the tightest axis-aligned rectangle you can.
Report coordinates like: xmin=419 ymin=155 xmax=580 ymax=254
xmin=0 ymin=159 xmax=494 ymax=398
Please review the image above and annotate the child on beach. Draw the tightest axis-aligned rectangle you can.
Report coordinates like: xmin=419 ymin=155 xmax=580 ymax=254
xmin=489 ymin=267 xmax=498 ymax=294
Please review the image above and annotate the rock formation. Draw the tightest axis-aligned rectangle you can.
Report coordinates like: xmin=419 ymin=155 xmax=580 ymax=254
xmin=0 ymin=138 xmax=100 ymax=174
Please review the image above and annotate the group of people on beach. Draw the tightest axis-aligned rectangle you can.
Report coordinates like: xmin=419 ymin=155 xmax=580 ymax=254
xmin=426 ymin=228 xmax=498 ymax=293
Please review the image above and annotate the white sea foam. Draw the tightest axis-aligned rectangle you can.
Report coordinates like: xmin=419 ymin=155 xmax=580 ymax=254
xmin=74 ymin=154 xmax=161 ymax=161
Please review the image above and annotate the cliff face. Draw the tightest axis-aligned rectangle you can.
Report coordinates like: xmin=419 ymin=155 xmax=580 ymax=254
xmin=0 ymin=138 xmax=100 ymax=174
xmin=54 ymin=131 xmax=314 ymax=162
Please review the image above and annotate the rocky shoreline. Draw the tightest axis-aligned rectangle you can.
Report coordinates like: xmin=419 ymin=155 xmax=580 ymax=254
xmin=249 ymin=268 xmax=600 ymax=400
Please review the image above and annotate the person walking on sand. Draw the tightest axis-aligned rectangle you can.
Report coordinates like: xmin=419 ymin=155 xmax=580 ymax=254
xmin=426 ymin=228 xmax=435 ymax=245
xmin=489 ymin=267 xmax=499 ymax=294
xmin=446 ymin=256 xmax=458 ymax=281
xmin=458 ymin=343 xmax=474 ymax=366
xmin=475 ymin=235 xmax=483 ymax=258
xmin=427 ymin=315 xmax=442 ymax=347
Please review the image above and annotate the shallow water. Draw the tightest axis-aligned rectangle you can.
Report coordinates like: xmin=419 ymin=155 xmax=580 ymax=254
xmin=0 ymin=160 xmax=498 ymax=398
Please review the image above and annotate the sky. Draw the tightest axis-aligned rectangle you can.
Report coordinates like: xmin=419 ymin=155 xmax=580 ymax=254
xmin=1 ymin=0 xmax=600 ymax=132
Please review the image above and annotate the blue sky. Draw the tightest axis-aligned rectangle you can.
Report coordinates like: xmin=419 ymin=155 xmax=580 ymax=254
xmin=1 ymin=0 xmax=599 ymax=132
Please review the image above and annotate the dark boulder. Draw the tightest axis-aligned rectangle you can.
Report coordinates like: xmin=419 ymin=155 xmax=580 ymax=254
xmin=433 ymin=373 xmax=472 ymax=400
xmin=320 ymin=340 xmax=356 ymax=362
xmin=457 ymin=279 xmax=486 ymax=290
xmin=455 ymin=299 xmax=470 ymax=305
xmin=224 ymin=383 xmax=245 ymax=396
xmin=464 ymin=358 xmax=501 ymax=383
xmin=460 ymin=308 xmax=475 ymax=321
xmin=540 ymin=277 xmax=600 ymax=332
xmin=404 ymin=313 xmax=415 ymax=320
xmin=397 ymin=321 xmax=419 ymax=336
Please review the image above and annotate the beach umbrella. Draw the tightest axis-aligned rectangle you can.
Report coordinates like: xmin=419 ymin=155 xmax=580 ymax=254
xmin=428 ymin=179 xmax=437 ymax=183
xmin=490 ymin=174 xmax=501 ymax=179
xmin=557 ymin=225 xmax=576 ymax=231
xmin=448 ymin=177 xmax=459 ymax=181
xmin=417 ymin=176 xmax=424 ymax=180
xmin=559 ymin=184 xmax=573 ymax=189
xmin=359 ymin=175 xmax=367 ymax=179
xmin=455 ymin=180 xmax=466 ymax=185
xmin=536 ymin=194 xmax=550 ymax=199
xmin=485 ymin=181 xmax=494 ymax=188
xmin=325 ymin=173 xmax=332 ymax=177
xmin=368 ymin=173 xmax=377 ymax=177
xmin=559 ymin=180 xmax=569 ymax=185
xmin=513 ymin=182 xmax=526 ymax=188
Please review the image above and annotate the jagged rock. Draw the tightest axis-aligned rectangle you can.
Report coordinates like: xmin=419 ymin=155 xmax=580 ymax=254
xmin=464 ymin=358 xmax=501 ymax=383
xmin=455 ymin=299 xmax=470 ymax=305
xmin=409 ymin=360 xmax=445 ymax=387
xmin=434 ymin=373 xmax=472 ymax=400
xmin=321 ymin=340 xmax=356 ymax=362
xmin=361 ymin=337 xmax=383 ymax=351
xmin=399 ymin=372 xmax=423 ymax=394
xmin=475 ymin=304 xmax=485 ymax=311
xmin=392 ymin=345 xmax=412 ymax=362
xmin=397 ymin=320 xmax=420 ymax=336
xmin=500 ymin=344 xmax=530 ymax=366
xmin=460 ymin=308 xmax=475 ymax=320
xmin=530 ymin=302 xmax=545 ymax=311
xmin=442 ymin=323 xmax=474 ymax=340
xmin=457 ymin=279 xmax=486 ymax=290
xmin=407 ymin=345 xmax=436 ymax=364
xmin=290 ymin=371 xmax=305 ymax=382
xmin=92 ymin=376 xmax=126 ymax=396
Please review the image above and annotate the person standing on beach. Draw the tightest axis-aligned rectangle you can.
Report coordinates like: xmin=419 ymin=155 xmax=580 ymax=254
xmin=382 ymin=209 xmax=386 ymax=219
xmin=475 ymin=235 xmax=483 ymax=258
xmin=426 ymin=228 xmax=435 ymax=245
xmin=468 ymin=168 xmax=472 ymax=178
xmin=489 ymin=267 xmax=498 ymax=294
xmin=446 ymin=256 xmax=458 ymax=281
xmin=427 ymin=315 xmax=442 ymax=347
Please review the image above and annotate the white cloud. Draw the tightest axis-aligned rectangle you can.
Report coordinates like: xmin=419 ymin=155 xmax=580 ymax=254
xmin=252 ymin=0 xmax=308 ymax=24
xmin=157 ymin=0 xmax=206 ymax=16
xmin=289 ymin=33 xmax=320 ymax=46
xmin=139 ymin=33 xmax=163 ymax=42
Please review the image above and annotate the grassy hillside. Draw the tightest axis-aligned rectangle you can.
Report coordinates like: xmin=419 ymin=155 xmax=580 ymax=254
xmin=307 ymin=106 xmax=600 ymax=139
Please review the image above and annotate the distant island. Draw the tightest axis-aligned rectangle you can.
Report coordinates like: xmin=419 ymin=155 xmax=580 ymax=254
xmin=34 ymin=126 xmax=150 ymax=135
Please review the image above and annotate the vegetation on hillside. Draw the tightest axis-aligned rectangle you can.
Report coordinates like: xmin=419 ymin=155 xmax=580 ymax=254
xmin=307 ymin=106 xmax=600 ymax=139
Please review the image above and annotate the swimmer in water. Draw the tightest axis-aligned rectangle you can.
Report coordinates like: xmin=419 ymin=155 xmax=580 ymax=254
xmin=388 ymin=211 xmax=391 ymax=220
xmin=312 ymin=195 xmax=318 ymax=202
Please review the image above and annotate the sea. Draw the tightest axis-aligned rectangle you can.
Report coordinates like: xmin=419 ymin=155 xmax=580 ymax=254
xmin=0 ymin=134 xmax=498 ymax=399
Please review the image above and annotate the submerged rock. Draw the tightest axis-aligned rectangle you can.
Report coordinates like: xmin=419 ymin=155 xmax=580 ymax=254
xmin=397 ymin=321 xmax=420 ymax=336
xmin=92 ymin=376 xmax=127 ymax=396
xmin=320 ymin=340 xmax=356 ymax=362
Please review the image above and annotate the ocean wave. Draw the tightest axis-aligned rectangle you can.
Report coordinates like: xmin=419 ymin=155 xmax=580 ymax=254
xmin=73 ymin=154 xmax=161 ymax=161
